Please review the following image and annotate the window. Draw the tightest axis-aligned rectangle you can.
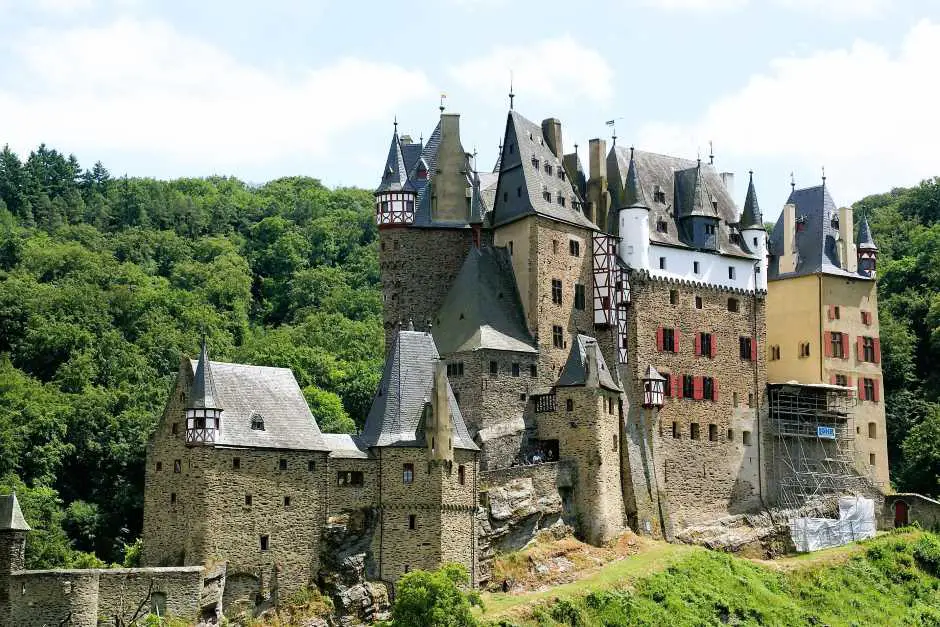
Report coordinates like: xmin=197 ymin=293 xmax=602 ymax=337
xmin=799 ymin=342 xmax=811 ymax=358
xmin=279 ymin=458 xmax=287 ymax=471
xmin=659 ymin=257 xmax=666 ymax=270
xmin=565 ymin=398 xmax=574 ymax=412
xmin=553 ymin=325 xmax=564 ymax=349
xmin=171 ymin=422 xmax=179 ymax=435
xmin=670 ymin=290 xmax=678 ymax=305
xmin=861 ymin=310 xmax=872 ymax=325
xmin=739 ymin=336 xmax=753 ymax=361
xmin=232 ymin=457 xmax=240 ymax=470
xmin=170 ymin=492 xmax=177 ymax=504
xmin=835 ymin=374 xmax=848 ymax=387
xmin=245 ymin=494 xmax=252 ymax=506
xmin=490 ymin=360 xmax=498 ymax=375
xmin=709 ymin=424 xmax=718 ymax=442
xmin=569 ymin=240 xmax=581 ymax=256
xmin=612 ymin=434 xmax=619 ymax=451
xmin=308 ymin=460 xmax=316 ymax=472
xmin=155 ymin=461 xmax=162 ymax=472
xmin=690 ymin=423 xmax=701 ymax=440
xmin=699 ymin=332 xmax=713 ymax=357
xmin=656 ymin=220 xmax=668 ymax=233
xmin=830 ymin=332 xmax=844 ymax=358
xmin=834 ymin=306 xmax=841 ymax=320
xmin=337 ymin=471 xmax=364 ymax=486
xmin=862 ymin=337 xmax=876 ymax=362
xmin=552 ymin=279 xmax=563 ymax=304
xmin=728 ymin=267 xmax=736 ymax=280
xmin=661 ymin=327 xmax=676 ymax=352
xmin=557 ymin=195 xmax=566 ymax=207
xmin=543 ymin=190 xmax=551 ymax=202
xmin=552 ymin=240 xmax=559 ymax=254
xmin=393 ymin=239 xmax=400 ymax=250
xmin=251 ymin=413 xmax=265 ymax=431
xmin=748 ymin=393 xmax=754 ymax=408
xmin=654 ymin=187 xmax=666 ymax=203
xmin=458 ymin=465 xmax=466 ymax=485
xmin=532 ymin=157 xmax=539 ymax=169
xmin=530 ymin=364 xmax=537 ymax=377
xmin=869 ymin=453 xmax=876 ymax=466
xmin=403 ymin=463 xmax=414 ymax=484
xmin=408 ymin=514 xmax=416 ymax=530
xmin=672 ymin=422 xmax=680 ymax=438
xmin=868 ymin=422 xmax=877 ymax=438
xmin=770 ymin=345 xmax=781 ymax=361
xmin=863 ymin=378 xmax=876 ymax=401
xmin=728 ymin=298 xmax=739 ymax=312
xmin=173 ymin=459 xmax=181 ymax=474
xmin=545 ymin=163 xmax=553 ymax=175
xmin=284 ymin=496 xmax=291 ymax=507
xmin=511 ymin=363 xmax=520 ymax=377
xmin=693 ymin=261 xmax=700 ymax=274
xmin=683 ymin=375 xmax=694 ymax=398
xmin=727 ymin=429 xmax=734 ymax=441
xmin=447 ymin=362 xmax=465 ymax=376
xmin=695 ymin=296 xmax=703 ymax=309
xmin=703 ymin=376 xmax=715 ymax=401
xmin=260 ymin=535 xmax=269 ymax=551
xmin=705 ymin=224 xmax=717 ymax=235
xmin=574 ymin=284 xmax=586 ymax=310
xmin=742 ymin=431 xmax=753 ymax=446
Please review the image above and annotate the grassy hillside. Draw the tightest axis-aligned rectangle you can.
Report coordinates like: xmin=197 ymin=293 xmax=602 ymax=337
xmin=479 ymin=530 xmax=940 ymax=627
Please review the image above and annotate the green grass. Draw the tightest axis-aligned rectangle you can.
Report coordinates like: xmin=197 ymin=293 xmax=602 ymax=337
xmin=481 ymin=530 xmax=940 ymax=626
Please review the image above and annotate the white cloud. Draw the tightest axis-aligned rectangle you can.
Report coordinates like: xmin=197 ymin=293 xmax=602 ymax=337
xmin=448 ymin=36 xmax=614 ymax=107
xmin=635 ymin=19 xmax=940 ymax=203
xmin=638 ymin=0 xmax=888 ymax=18
xmin=637 ymin=0 xmax=746 ymax=11
xmin=0 ymin=18 xmax=433 ymax=170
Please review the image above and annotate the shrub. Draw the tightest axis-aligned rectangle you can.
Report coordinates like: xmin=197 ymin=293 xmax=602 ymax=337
xmin=913 ymin=535 xmax=940 ymax=576
xmin=388 ymin=563 xmax=482 ymax=627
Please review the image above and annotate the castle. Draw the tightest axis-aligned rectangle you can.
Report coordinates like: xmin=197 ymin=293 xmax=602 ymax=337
xmin=1 ymin=105 xmax=893 ymax=625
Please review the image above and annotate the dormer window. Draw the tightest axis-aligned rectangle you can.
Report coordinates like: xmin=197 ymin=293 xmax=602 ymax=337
xmin=543 ymin=189 xmax=551 ymax=202
xmin=545 ymin=163 xmax=553 ymax=176
xmin=417 ymin=165 xmax=428 ymax=180
xmin=250 ymin=412 xmax=265 ymax=431
xmin=557 ymin=195 xmax=566 ymax=207
xmin=654 ymin=186 xmax=666 ymax=203
xmin=656 ymin=220 xmax=668 ymax=233
xmin=705 ymin=224 xmax=717 ymax=235
xmin=558 ymin=170 xmax=566 ymax=181
xmin=532 ymin=157 xmax=539 ymax=169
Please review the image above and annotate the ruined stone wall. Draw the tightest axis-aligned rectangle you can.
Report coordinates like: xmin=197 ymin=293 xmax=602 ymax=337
xmin=626 ymin=273 xmax=767 ymax=532
xmin=885 ymin=494 xmax=940 ymax=531
xmin=200 ymin=447 xmax=329 ymax=599
xmin=96 ymin=567 xmax=203 ymax=624
xmin=10 ymin=570 xmax=99 ymax=627
xmin=535 ymin=387 xmax=624 ymax=544
xmin=142 ymin=366 xmax=209 ymax=568
xmin=379 ymin=226 xmax=476 ymax=352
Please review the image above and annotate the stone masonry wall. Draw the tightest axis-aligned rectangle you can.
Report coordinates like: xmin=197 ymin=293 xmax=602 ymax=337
xmin=627 ymin=273 xmax=767 ymax=532
xmin=96 ymin=567 xmax=203 ymax=624
xmin=326 ymin=457 xmax=380 ymax=514
xmin=10 ymin=570 xmax=99 ymax=627
xmin=0 ymin=531 xmax=26 ymax=626
xmin=379 ymin=226 xmax=475 ymax=352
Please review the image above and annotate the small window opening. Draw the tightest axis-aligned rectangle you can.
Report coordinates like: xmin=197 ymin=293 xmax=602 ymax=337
xmin=408 ymin=514 xmax=416 ymax=530
xmin=670 ymin=290 xmax=678 ymax=305
xmin=155 ymin=461 xmax=162 ymax=472
xmin=695 ymin=296 xmax=703 ymax=309
xmin=173 ymin=459 xmax=181 ymax=474
xmin=170 ymin=492 xmax=177 ymax=504
xmin=709 ymin=424 xmax=718 ymax=442
xmin=251 ymin=413 xmax=265 ymax=431
xmin=490 ymin=360 xmax=498 ymax=375
xmin=284 ymin=496 xmax=291 ymax=507
xmin=260 ymin=535 xmax=269 ymax=551
xmin=743 ymin=431 xmax=753 ymax=446
xmin=690 ymin=423 xmax=701 ymax=440
xmin=308 ymin=460 xmax=316 ymax=472
xmin=245 ymin=494 xmax=252 ymax=506
xmin=458 ymin=465 xmax=466 ymax=485
xmin=232 ymin=457 xmax=240 ymax=470
xmin=565 ymin=398 xmax=574 ymax=412
xmin=279 ymin=458 xmax=287 ymax=471
xmin=672 ymin=422 xmax=679 ymax=438
xmin=403 ymin=463 xmax=414 ymax=484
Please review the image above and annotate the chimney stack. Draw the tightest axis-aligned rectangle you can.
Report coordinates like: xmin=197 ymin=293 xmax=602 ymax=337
xmin=585 ymin=340 xmax=600 ymax=388
xmin=839 ymin=206 xmax=857 ymax=272
xmin=720 ymin=172 xmax=734 ymax=196
xmin=542 ymin=118 xmax=563 ymax=158
xmin=780 ymin=203 xmax=797 ymax=273
xmin=586 ymin=139 xmax=609 ymax=228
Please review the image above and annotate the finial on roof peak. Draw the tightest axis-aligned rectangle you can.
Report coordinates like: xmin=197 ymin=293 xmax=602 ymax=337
xmin=508 ymin=71 xmax=515 ymax=110
xmin=408 ymin=317 xmax=415 ymax=331
xmin=629 ymin=145 xmax=634 ymax=160
xmin=749 ymin=169 xmax=754 ymax=180
xmin=709 ymin=140 xmax=714 ymax=165
xmin=439 ymin=93 xmax=446 ymax=114
xmin=790 ymin=171 xmax=795 ymax=191
xmin=821 ymin=165 xmax=826 ymax=185
xmin=393 ymin=116 xmax=398 ymax=133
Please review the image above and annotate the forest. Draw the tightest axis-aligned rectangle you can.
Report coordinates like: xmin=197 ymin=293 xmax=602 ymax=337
xmin=0 ymin=143 xmax=937 ymax=568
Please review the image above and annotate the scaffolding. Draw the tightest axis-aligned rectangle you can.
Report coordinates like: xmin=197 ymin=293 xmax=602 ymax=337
xmin=769 ymin=383 xmax=870 ymax=511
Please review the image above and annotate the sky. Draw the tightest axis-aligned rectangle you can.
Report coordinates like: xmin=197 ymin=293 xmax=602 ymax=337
xmin=2 ymin=0 xmax=940 ymax=220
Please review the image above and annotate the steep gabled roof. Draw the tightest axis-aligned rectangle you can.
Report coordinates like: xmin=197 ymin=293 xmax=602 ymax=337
xmin=432 ymin=247 xmax=537 ymax=355
xmin=675 ymin=162 xmax=718 ymax=219
xmin=186 ymin=360 xmax=328 ymax=451
xmin=375 ymin=129 xmax=413 ymax=194
xmin=858 ymin=216 xmax=878 ymax=251
xmin=361 ymin=330 xmax=477 ymax=450
xmin=556 ymin=334 xmax=621 ymax=393
xmin=0 ymin=493 xmax=30 ymax=531
xmin=740 ymin=171 xmax=763 ymax=229
xmin=491 ymin=111 xmax=597 ymax=230
xmin=768 ymin=184 xmax=868 ymax=280
xmin=190 ymin=339 xmax=220 ymax=410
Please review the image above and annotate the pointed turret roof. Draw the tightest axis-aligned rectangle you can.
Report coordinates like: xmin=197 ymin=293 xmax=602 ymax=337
xmin=0 ymin=493 xmax=30 ymax=531
xmin=360 ymin=329 xmax=478 ymax=450
xmin=190 ymin=338 xmax=221 ymax=410
xmin=676 ymin=160 xmax=717 ymax=219
xmin=620 ymin=148 xmax=647 ymax=210
xmin=375 ymin=128 xmax=413 ymax=194
xmin=740 ymin=171 xmax=763 ymax=229
xmin=857 ymin=216 xmax=877 ymax=251
xmin=556 ymin=334 xmax=621 ymax=392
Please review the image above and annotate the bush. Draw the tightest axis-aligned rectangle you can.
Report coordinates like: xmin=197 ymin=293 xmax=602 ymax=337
xmin=913 ymin=535 xmax=940 ymax=576
xmin=388 ymin=563 xmax=482 ymax=627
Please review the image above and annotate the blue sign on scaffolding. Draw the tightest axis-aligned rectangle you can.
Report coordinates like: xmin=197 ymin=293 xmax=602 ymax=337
xmin=817 ymin=426 xmax=836 ymax=439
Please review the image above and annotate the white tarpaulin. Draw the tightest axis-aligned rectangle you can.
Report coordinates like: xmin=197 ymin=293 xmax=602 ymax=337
xmin=790 ymin=496 xmax=877 ymax=552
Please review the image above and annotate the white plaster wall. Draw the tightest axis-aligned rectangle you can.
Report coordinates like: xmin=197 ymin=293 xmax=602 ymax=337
xmin=646 ymin=244 xmax=762 ymax=292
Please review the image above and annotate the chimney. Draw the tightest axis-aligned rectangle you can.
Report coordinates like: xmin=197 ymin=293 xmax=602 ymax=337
xmin=839 ymin=206 xmax=857 ymax=272
xmin=428 ymin=363 xmax=454 ymax=463
xmin=585 ymin=340 xmax=600 ymax=388
xmin=780 ymin=203 xmax=797 ymax=273
xmin=586 ymin=138 xmax=609 ymax=228
xmin=542 ymin=118 xmax=563 ymax=158
xmin=432 ymin=114 xmax=468 ymax=223
xmin=720 ymin=172 xmax=734 ymax=196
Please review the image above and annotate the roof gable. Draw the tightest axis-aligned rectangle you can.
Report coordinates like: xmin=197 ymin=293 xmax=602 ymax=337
xmin=556 ymin=334 xmax=621 ymax=392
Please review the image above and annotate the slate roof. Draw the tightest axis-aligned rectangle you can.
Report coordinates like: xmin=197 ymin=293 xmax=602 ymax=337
xmin=375 ymin=130 xmax=414 ymax=194
xmin=190 ymin=339 xmax=220 ymax=410
xmin=360 ymin=330 xmax=478 ymax=450
xmin=0 ymin=493 xmax=30 ymax=531
xmin=768 ymin=184 xmax=871 ymax=280
xmin=490 ymin=110 xmax=598 ymax=230
xmin=608 ymin=146 xmax=752 ymax=258
xmin=556 ymin=334 xmax=622 ymax=392
xmin=322 ymin=434 xmax=370 ymax=459
xmin=740 ymin=171 xmax=763 ymax=230
xmin=186 ymin=359 xmax=328 ymax=451
xmin=432 ymin=246 xmax=537 ymax=355
xmin=858 ymin=217 xmax=877 ymax=251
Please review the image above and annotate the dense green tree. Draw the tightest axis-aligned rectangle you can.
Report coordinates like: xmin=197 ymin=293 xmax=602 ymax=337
xmin=387 ymin=564 xmax=482 ymax=627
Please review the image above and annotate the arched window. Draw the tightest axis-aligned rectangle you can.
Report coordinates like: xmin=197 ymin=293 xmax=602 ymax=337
xmin=250 ymin=412 xmax=265 ymax=431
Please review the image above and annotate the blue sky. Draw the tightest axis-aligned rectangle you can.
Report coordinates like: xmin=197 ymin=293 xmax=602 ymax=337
xmin=2 ymin=0 xmax=940 ymax=219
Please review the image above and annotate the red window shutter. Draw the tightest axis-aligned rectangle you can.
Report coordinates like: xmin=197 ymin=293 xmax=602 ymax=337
xmin=873 ymin=379 xmax=880 ymax=402
xmin=675 ymin=329 xmax=681 ymax=352
xmin=695 ymin=333 xmax=701 ymax=356
xmin=824 ymin=332 xmax=832 ymax=357
xmin=857 ymin=377 xmax=865 ymax=399
xmin=829 ymin=374 xmax=836 ymax=385
xmin=857 ymin=337 xmax=864 ymax=360
xmin=874 ymin=338 xmax=881 ymax=364
xmin=713 ymin=379 xmax=719 ymax=401
xmin=656 ymin=327 xmax=664 ymax=352
xmin=693 ymin=376 xmax=703 ymax=400
xmin=710 ymin=336 xmax=717 ymax=359
xmin=676 ymin=375 xmax=683 ymax=399
xmin=841 ymin=334 xmax=849 ymax=360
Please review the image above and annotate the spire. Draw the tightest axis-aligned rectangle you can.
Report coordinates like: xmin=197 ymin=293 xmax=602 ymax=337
xmin=740 ymin=170 xmax=763 ymax=229
xmin=0 ymin=493 xmax=30 ymax=531
xmin=790 ymin=171 xmax=795 ymax=192
xmin=857 ymin=216 xmax=878 ymax=251
xmin=508 ymin=71 xmax=514 ymax=110
xmin=190 ymin=337 xmax=221 ymax=411
xmin=620 ymin=146 xmax=647 ymax=210
xmin=375 ymin=123 xmax=411 ymax=194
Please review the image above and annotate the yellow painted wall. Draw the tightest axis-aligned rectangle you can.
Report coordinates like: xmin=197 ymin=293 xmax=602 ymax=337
xmin=766 ymin=274 xmax=822 ymax=383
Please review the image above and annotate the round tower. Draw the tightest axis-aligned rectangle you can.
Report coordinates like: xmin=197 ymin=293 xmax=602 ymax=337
xmin=739 ymin=171 xmax=768 ymax=290
xmin=618 ymin=148 xmax=651 ymax=271
xmin=185 ymin=339 xmax=222 ymax=445
xmin=1 ymin=494 xmax=29 ymax=626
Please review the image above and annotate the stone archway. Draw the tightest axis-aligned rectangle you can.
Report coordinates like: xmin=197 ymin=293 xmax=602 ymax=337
xmin=893 ymin=500 xmax=909 ymax=528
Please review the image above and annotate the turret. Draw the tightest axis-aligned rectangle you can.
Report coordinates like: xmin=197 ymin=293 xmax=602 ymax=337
xmin=857 ymin=216 xmax=878 ymax=278
xmin=186 ymin=338 xmax=222 ymax=445
xmin=375 ymin=122 xmax=416 ymax=227
xmin=740 ymin=171 xmax=768 ymax=290
xmin=1 ymin=494 xmax=29 ymax=626
xmin=617 ymin=147 xmax=651 ymax=271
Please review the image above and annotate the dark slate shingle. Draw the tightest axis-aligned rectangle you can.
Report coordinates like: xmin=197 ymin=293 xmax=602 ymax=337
xmin=0 ymin=493 xmax=30 ymax=531
xmin=556 ymin=334 xmax=621 ymax=393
